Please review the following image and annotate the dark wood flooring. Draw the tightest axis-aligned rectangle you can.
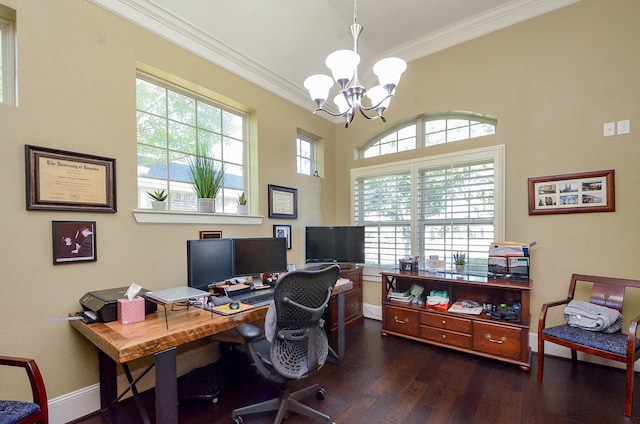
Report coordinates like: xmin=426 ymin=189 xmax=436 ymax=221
xmin=70 ymin=318 xmax=640 ymax=424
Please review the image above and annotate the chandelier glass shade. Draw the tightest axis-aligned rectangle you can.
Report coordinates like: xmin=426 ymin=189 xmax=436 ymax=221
xmin=304 ymin=5 xmax=407 ymax=128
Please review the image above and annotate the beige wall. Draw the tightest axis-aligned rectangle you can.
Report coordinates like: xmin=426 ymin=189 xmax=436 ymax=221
xmin=1 ymin=0 xmax=639 ymax=406
xmin=0 ymin=0 xmax=336 ymax=400
xmin=337 ymin=0 xmax=640 ymax=323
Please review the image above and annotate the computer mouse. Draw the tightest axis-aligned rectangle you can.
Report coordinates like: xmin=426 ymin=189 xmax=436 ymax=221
xmin=229 ymin=302 xmax=240 ymax=310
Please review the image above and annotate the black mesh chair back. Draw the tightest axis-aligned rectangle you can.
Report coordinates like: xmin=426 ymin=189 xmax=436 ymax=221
xmin=232 ymin=264 xmax=340 ymax=424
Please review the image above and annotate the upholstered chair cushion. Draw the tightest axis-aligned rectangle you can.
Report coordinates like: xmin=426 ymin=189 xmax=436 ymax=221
xmin=0 ymin=400 xmax=41 ymax=424
xmin=542 ymin=325 xmax=640 ymax=356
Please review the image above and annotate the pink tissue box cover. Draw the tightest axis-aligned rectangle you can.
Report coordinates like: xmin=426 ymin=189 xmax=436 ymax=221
xmin=117 ymin=297 xmax=145 ymax=324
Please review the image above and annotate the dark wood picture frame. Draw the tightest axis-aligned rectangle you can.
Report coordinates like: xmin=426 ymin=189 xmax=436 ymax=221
xmin=528 ymin=169 xmax=615 ymax=215
xmin=273 ymin=224 xmax=292 ymax=249
xmin=52 ymin=221 xmax=97 ymax=264
xmin=268 ymin=184 xmax=298 ymax=219
xmin=25 ymin=145 xmax=117 ymax=212
xmin=199 ymin=230 xmax=222 ymax=239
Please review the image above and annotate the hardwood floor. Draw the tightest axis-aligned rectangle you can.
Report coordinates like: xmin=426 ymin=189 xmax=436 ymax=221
xmin=70 ymin=318 xmax=638 ymax=424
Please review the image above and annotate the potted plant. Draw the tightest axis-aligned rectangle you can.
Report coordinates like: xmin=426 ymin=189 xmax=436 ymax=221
xmin=187 ymin=154 xmax=225 ymax=213
xmin=453 ymin=252 xmax=466 ymax=273
xmin=147 ymin=189 xmax=168 ymax=211
xmin=237 ymin=192 xmax=248 ymax=215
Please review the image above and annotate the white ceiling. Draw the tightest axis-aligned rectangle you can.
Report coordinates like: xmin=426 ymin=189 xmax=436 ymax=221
xmin=89 ymin=0 xmax=577 ymax=120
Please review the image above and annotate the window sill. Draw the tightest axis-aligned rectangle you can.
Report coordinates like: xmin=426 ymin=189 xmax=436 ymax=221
xmin=133 ymin=209 xmax=264 ymax=225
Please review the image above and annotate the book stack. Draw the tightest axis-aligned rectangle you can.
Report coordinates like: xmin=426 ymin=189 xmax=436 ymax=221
xmin=388 ymin=283 xmax=424 ymax=303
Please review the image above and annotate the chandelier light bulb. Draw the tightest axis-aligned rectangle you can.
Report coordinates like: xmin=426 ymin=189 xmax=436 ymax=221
xmin=304 ymin=74 xmax=334 ymax=106
xmin=333 ymin=93 xmax=350 ymax=114
xmin=326 ymin=50 xmax=360 ymax=88
xmin=373 ymin=57 xmax=407 ymax=89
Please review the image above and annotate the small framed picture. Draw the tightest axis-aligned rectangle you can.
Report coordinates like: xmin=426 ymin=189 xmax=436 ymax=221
xmin=273 ymin=224 xmax=292 ymax=250
xmin=199 ymin=230 xmax=222 ymax=239
xmin=52 ymin=221 xmax=96 ymax=264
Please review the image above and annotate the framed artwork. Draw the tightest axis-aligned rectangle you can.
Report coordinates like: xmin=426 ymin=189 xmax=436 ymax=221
xmin=25 ymin=145 xmax=117 ymax=212
xmin=52 ymin=221 xmax=96 ymax=264
xmin=273 ymin=224 xmax=292 ymax=249
xmin=199 ymin=230 xmax=222 ymax=239
xmin=528 ymin=169 xmax=615 ymax=215
xmin=268 ymin=184 xmax=297 ymax=219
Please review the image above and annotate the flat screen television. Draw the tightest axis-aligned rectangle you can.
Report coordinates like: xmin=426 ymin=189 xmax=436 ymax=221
xmin=233 ymin=237 xmax=287 ymax=277
xmin=186 ymin=238 xmax=235 ymax=291
xmin=305 ymin=226 xmax=365 ymax=264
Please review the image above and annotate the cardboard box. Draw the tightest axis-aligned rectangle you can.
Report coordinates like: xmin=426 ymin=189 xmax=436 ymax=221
xmin=117 ymin=297 xmax=146 ymax=325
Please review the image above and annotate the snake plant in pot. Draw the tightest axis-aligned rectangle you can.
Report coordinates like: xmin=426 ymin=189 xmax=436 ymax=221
xmin=187 ymin=155 xmax=225 ymax=213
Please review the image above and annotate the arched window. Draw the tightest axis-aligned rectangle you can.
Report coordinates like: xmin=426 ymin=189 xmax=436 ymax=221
xmin=359 ymin=111 xmax=496 ymax=159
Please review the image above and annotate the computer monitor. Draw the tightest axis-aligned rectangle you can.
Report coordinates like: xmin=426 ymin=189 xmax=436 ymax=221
xmin=186 ymin=238 xmax=235 ymax=291
xmin=305 ymin=226 xmax=365 ymax=264
xmin=233 ymin=237 xmax=287 ymax=277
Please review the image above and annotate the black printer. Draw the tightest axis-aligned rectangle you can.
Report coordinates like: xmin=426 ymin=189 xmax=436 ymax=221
xmin=79 ymin=286 xmax=157 ymax=323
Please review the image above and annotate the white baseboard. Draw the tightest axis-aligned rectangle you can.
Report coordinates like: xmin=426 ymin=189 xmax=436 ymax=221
xmin=48 ymin=341 xmax=220 ymax=423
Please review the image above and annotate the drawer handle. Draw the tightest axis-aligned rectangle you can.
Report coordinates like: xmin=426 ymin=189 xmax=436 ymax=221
xmin=485 ymin=334 xmax=507 ymax=344
xmin=394 ymin=316 xmax=409 ymax=324
xmin=441 ymin=334 xmax=446 ymax=339
xmin=441 ymin=320 xmax=446 ymax=325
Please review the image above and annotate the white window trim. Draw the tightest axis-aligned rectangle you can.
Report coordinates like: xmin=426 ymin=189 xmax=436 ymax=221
xmin=133 ymin=209 xmax=263 ymax=225
xmin=1 ymin=16 xmax=17 ymax=105
xmin=351 ymin=145 xmax=505 ymax=278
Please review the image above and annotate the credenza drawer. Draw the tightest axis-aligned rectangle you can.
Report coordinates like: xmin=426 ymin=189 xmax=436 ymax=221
xmin=383 ymin=306 xmax=419 ymax=337
xmin=421 ymin=326 xmax=472 ymax=349
xmin=420 ymin=312 xmax=472 ymax=334
xmin=472 ymin=321 xmax=523 ymax=360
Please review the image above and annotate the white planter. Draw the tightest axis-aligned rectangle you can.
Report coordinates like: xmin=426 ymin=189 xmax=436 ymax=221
xmin=455 ymin=264 xmax=465 ymax=273
xmin=237 ymin=205 xmax=248 ymax=215
xmin=197 ymin=198 xmax=216 ymax=213
xmin=151 ymin=200 xmax=167 ymax=211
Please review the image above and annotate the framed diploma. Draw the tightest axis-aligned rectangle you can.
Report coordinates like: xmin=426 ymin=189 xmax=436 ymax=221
xmin=25 ymin=145 xmax=117 ymax=212
xmin=268 ymin=184 xmax=297 ymax=219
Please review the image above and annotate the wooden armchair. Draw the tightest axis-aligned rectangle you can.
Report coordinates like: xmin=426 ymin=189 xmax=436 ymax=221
xmin=0 ymin=355 xmax=48 ymax=424
xmin=537 ymin=274 xmax=640 ymax=417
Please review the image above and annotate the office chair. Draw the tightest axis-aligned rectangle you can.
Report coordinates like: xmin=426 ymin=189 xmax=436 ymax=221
xmin=231 ymin=264 xmax=340 ymax=424
xmin=0 ymin=355 xmax=48 ymax=424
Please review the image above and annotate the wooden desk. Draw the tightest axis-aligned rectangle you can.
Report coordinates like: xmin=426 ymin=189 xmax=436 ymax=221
xmin=70 ymin=278 xmax=354 ymax=424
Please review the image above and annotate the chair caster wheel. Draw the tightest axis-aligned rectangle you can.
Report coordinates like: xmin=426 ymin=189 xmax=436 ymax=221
xmin=316 ymin=388 xmax=326 ymax=400
xmin=212 ymin=397 xmax=218 ymax=404
xmin=232 ymin=416 xmax=243 ymax=423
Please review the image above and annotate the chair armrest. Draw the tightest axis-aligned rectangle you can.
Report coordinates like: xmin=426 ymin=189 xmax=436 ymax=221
xmin=538 ymin=298 xmax=571 ymax=333
xmin=0 ymin=355 xmax=48 ymax=408
xmin=236 ymin=323 xmax=263 ymax=341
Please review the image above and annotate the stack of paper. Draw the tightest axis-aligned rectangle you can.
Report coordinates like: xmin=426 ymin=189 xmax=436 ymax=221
xmin=448 ymin=299 xmax=483 ymax=315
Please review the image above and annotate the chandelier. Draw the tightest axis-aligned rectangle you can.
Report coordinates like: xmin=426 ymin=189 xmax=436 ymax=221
xmin=303 ymin=0 xmax=407 ymax=128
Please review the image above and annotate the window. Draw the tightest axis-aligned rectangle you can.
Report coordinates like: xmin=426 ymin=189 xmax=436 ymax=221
xmin=0 ymin=5 xmax=17 ymax=105
xmin=353 ymin=145 xmax=504 ymax=273
xmin=296 ymin=134 xmax=314 ymax=176
xmin=359 ymin=111 xmax=496 ymax=159
xmin=136 ymin=74 xmax=247 ymax=213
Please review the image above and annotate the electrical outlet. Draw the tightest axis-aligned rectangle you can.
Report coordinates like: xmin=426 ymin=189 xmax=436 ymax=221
xmin=603 ymin=122 xmax=616 ymax=137
xmin=617 ymin=119 xmax=630 ymax=135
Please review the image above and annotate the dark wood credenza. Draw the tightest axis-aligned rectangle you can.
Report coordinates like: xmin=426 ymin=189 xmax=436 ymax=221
xmin=324 ymin=266 xmax=364 ymax=341
xmin=381 ymin=270 xmax=531 ymax=370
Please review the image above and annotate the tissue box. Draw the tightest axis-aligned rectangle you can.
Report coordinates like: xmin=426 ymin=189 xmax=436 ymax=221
xmin=117 ymin=297 xmax=145 ymax=325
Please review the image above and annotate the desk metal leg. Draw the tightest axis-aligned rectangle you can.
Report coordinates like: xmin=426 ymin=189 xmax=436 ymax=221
xmin=98 ymin=350 xmax=117 ymax=411
xmin=155 ymin=347 xmax=178 ymax=424
xmin=327 ymin=291 xmax=346 ymax=365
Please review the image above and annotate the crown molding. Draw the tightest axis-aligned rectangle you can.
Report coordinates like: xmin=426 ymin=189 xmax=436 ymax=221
xmin=88 ymin=0 xmax=579 ymax=125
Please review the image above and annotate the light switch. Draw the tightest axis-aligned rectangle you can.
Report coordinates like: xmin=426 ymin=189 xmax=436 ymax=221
xmin=603 ymin=122 xmax=615 ymax=137
xmin=617 ymin=119 xmax=630 ymax=135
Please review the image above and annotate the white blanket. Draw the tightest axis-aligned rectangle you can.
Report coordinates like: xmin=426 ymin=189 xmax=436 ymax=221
xmin=564 ymin=299 xmax=623 ymax=333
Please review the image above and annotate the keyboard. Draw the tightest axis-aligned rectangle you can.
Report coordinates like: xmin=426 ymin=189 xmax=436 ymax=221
xmin=240 ymin=292 xmax=274 ymax=307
